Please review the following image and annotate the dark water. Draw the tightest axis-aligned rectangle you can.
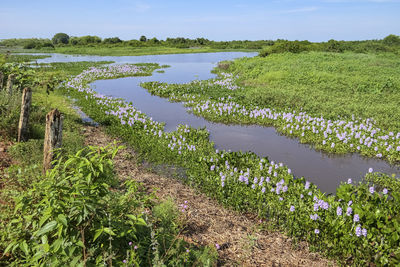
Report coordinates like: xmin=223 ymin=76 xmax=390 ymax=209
xmin=32 ymin=52 xmax=400 ymax=193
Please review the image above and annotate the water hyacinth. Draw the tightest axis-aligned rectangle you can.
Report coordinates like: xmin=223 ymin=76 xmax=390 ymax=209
xmin=146 ymin=76 xmax=400 ymax=165
xmin=346 ymin=207 xmax=353 ymax=216
xmin=355 ymin=226 xmax=362 ymax=237
xmin=369 ymin=186 xmax=375 ymax=194
xmin=336 ymin=206 xmax=342 ymax=216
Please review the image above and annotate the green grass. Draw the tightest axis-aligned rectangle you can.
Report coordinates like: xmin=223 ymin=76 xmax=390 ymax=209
xmin=5 ymin=45 xmax=257 ymax=56
xmin=227 ymin=51 xmax=400 ymax=131
xmin=38 ymin=61 xmax=114 ymax=75
xmin=4 ymin=54 xmax=51 ymax=63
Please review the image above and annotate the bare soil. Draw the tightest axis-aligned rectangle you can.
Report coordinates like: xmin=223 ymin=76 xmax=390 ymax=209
xmin=83 ymin=126 xmax=336 ymax=267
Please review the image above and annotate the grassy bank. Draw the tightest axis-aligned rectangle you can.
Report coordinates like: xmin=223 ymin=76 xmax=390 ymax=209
xmin=227 ymin=52 xmax=400 ymax=130
xmin=3 ymin=46 xmax=257 ymax=57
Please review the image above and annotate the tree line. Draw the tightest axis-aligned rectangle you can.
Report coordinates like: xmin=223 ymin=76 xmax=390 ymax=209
xmin=1 ymin=33 xmax=399 ymax=54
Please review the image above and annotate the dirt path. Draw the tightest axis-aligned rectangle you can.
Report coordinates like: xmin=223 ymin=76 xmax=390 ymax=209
xmin=83 ymin=126 xmax=335 ymax=267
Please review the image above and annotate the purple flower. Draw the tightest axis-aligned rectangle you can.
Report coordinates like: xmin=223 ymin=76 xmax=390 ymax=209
xmin=368 ymin=168 xmax=373 ymax=173
xmin=362 ymin=228 xmax=367 ymax=237
xmin=355 ymin=226 xmax=362 ymax=237
xmin=348 ymin=200 xmax=353 ymax=206
xmin=129 ymin=241 xmax=133 ymax=246
xmin=346 ymin=207 xmax=352 ymax=216
xmin=314 ymin=229 xmax=320 ymax=234
xmin=347 ymin=178 xmax=352 ymax=184
xmin=383 ymin=188 xmax=388 ymax=195
xmin=134 ymin=245 xmax=138 ymax=250
xmin=369 ymin=186 xmax=375 ymax=194
xmin=310 ymin=214 xmax=319 ymax=221
xmin=336 ymin=206 xmax=342 ymax=216
xmin=353 ymin=214 xmax=360 ymax=222
xmin=123 ymin=260 xmax=127 ymax=264
xmin=215 ymin=243 xmax=220 ymax=250
xmin=290 ymin=205 xmax=295 ymax=212
xmin=261 ymin=187 xmax=266 ymax=193
xmin=300 ymin=194 xmax=304 ymax=199
xmin=305 ymin=181 xmax=310 ymax=190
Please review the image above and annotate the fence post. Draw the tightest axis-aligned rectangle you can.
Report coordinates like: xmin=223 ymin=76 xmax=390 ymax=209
xmin=17 ymin=87 xmax=32 ymax=142
xmin=6 ymin=74 xmax=15 ymax=95
xmin=0 ymin=71 xmax=4 ymax=90
xmin=43 ymin=109 xmax=63 ymax=174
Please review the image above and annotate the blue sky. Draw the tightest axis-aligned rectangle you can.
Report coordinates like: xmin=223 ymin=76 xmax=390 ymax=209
xmin=1 ymin=0 xmax=399 ymax=41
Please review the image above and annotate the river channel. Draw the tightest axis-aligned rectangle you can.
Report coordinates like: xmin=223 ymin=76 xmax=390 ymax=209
xmin=34 ymin=52 xmax=400 ymax=193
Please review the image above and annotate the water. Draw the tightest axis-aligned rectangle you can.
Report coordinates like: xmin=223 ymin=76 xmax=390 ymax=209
xmin=34 ymin=52 xmax=400 ymax=193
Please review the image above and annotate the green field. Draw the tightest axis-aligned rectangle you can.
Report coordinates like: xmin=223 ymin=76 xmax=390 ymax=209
xmin=228 ymin=52 xmax=400 ymax=130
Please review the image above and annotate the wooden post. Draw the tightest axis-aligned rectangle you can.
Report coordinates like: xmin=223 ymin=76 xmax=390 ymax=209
xmin=17 ymin=87 xmax=32 ymax=142
xmin=0 ymin=71 xmax=4 ymax=90
xmin=6 ymin=74 xmax=15 ymax=95
xmin=43 ymin=109 xmax=63 ymax=174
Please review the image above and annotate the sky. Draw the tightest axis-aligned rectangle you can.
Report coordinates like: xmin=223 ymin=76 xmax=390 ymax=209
xmin=1 ymin=0 xmax=399 ymax=42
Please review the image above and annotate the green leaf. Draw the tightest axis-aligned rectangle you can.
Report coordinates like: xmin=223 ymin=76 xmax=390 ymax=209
xmin=76 ymin=240 xmax=85 ymax=248
xmin=4 ymin=242 xmax=15 ymax=255
xmin=137 ymin=218 xmax=147 ymax=226
xmin=57 ymin=214 xmax=67 ymax=227
xmin=126 ymin=214 xmax=137 ymax=221
xmin=52 ymin=239 xmax=63 ymax=252
xmin=39 ymin=213 xmax=52 ymax=227
xmin=103 ymin=227 xmax=116 ymax=236
xmin=36 ymin=220 xmax=57 ymax=236
xmin=20 ymin=241 xmax=29 ymax=256
xmin=93 ymin=228 xmax=104 ymax=242
xmin=70 ymin=255 xmax=82 ymax=266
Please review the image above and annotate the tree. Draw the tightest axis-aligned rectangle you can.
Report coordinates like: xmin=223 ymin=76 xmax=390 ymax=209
xmin=140 ymin=35 xmax=147 ymax=42
xmin=52 ymin=33 xmax=70 ymax=45
xmin=383 ymin=34 xmax=400 ymax=46
xmin=103 ymin=37 xmax=122 ymax=44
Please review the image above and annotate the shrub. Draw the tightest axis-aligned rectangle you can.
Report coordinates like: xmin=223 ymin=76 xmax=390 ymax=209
xmin=52 ymin=33 xmax=70 ymax=45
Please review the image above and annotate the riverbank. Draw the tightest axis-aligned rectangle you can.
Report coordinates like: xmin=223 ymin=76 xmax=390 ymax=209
xmin=2 ymin=46 xmax=258 ymax=57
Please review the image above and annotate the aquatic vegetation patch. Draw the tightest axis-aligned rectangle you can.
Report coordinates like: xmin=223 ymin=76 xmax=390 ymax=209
xmin=141 ymin=73 xmax=400 ymax=164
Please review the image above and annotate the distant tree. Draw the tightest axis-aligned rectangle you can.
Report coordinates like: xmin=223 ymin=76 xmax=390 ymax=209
xmin=140 ymin=35 xmax=147 ymax=42
xmin=23 ymin=41 xmax=37 ymax=49
xmin=103 ymin=37 xmax=122 ymax=44
xmin=383 ymin=34 xmax=400 ymax=46
xmin=148 ymin=37 xmax=160 ymax=44
xmin=52 ymin=33 xmax=70 ymax=45
xmin=326 ymin=39 xmax=344 ymax=52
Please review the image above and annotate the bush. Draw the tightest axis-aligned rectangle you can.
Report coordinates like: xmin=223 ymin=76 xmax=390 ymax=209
xmin=2 ymin=145 xmax=218 ymax=266
xmin=23 ymin=41 xmax=37 ymax=49
xmin=52 ymin=33 xmax=70 ymax=45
